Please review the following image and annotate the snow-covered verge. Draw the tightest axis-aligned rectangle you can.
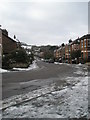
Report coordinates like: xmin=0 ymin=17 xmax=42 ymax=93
xmin=54 ymin=62 xmax=63 ymax=65
xmin=54 ymin=62 xmax=85 ymax=67
xmin=13 ymin=61 xmax=39 ymax=71
xmin=0 ymin=68 xmax=9 ymax=73
xmin=1 ymin=76 xmax=88 ymax=118
xmin=0 ymin=61 xmax=39 ymax=73
xmin=54 ymin=62 xmax=70 ymax=66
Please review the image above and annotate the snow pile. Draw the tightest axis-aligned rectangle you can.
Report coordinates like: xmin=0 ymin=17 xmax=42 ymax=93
xmin=54 ymin=62 xmax=59 ymax=64
xmin=54 ymin=62 xmax=70 ymax=66
xmin=0 ymin=68 xmax=9 ymax=73
xmin=54 ymin=62 xmax=63 ymax=65
xmin=78 ymin=63 xmax=82 ymax=66
xmin=21 ymin=45 xmax=32 ymax=50
xmin=2 ymin=77 xmax=88 ymax=118
xmin=13 ymin=61 xmax=39 ymax=71
xmin=74 ymin=64 xmax=88 ymax=76
xmin=55 ymin=77 xmax=88 ymax=118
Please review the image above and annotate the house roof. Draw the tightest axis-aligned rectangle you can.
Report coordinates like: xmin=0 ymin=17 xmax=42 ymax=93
xmin=80 ymin=34 xmax=90 ymax=40
xmin=2 ymin=32 xmax=17 ymax=43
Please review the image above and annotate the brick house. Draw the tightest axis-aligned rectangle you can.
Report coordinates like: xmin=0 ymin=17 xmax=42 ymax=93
xmin=71 ymin=38 xmax=80 ymax=51
xmin=61 ymin=46 xmax=65 ymax=63
xmin=54 ymin=45 xmax=65 ymax=62
xmin=57 ymin=47 xmax=62 ymax=60
xmin=54 ymin=34 xmax=90 ymax=64
xmin=65 ymin=44 xmax=70 ymax=62
xmin=79 ymin=34 xmax=90 ymax=62
xmin=70 ymin=38 xmax=81 ymax=63
xmin=54 ymin=49 xmax=59 ymax=60
xmin=65 ymin=43 xmax=72 ymax=63
xmin=0 ymin=29 xmax=17 ymax=54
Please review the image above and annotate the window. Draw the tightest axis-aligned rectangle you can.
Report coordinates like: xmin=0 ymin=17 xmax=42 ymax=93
xmin=69 ymin=46 xmax=71 ymax=51
xmin=88 ymin=39 xmax=90 ymax=46
xmin=84 ymin=40 xmax=86 ymax=47
xmin=88 ymin=52 xmax=90 ymax=57
xmin=81 ymin=40 xmax=83 ymax=48
xmin=84 ymin=39 xmax=86 ymax=41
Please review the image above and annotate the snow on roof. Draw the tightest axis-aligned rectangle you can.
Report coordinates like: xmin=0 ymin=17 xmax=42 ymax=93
xmin=21 ymin=45 xmax=32 ymax=49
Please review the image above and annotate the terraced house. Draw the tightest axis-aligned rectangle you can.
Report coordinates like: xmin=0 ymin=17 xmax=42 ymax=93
xmin=54 ymin=49 xmax=59 ymax=60
xmin=80 ymin=34 xmax=90 ymax=62
xmin=71 ymin=38 xmax=81 ymax=63
xmin=54 ymin=34 xmax=90 ymax=64
xmin=65 ymin=43 xmax=72 ymax=63
xmin=54 ymin=44 xmax=65 ymax=62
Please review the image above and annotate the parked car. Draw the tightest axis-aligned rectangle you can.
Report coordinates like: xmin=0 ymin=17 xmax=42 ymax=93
xmin=44 ymin=59 xmax=49 ymax=62
xmin=72 ymin=59 xmax=76 ymax=64
xmin=41 ymin=58 xmax=44 ymax=61
xmin=48 ymin=59 xmax=54 ymax=63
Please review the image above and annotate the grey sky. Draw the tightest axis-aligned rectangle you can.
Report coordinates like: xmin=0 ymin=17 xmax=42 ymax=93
xmin=0 ymin=1 xmax=88 ymax=45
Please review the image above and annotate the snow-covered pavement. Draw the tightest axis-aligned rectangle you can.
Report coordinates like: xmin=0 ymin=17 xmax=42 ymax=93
xmin=1 ymin=76 xmax=88 ymax=118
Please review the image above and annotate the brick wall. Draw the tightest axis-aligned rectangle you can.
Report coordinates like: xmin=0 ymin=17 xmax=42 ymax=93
xmin=80 ymin=39 xmax=88 ymax=60
xmin=2 ymin=33 xmax=17 ymax=54
xmin=72 ymin=44 xmax=80 ymax=51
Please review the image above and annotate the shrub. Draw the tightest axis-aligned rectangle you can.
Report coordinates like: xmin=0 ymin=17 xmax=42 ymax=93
xmin=11 ymin=49 xmax=30 ymax=63
xmin=71 ymin=50 xmax=81 ymax=59
xmin=2 ymin=54 xmax=12 ymax=69
xmin=2 ymin=49 xmax=34 ymax=69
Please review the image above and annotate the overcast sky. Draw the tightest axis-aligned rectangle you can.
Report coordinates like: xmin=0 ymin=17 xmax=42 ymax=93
xmin=0 ymin=1 xmax=88 ymax=46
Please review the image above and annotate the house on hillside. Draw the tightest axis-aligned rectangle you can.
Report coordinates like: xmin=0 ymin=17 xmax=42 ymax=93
xmin=54 ymin=49 xmax=59 ymax=61
xmin=65 ymin=44 xmax=71 ymax=63
xmin=54 ymin=34 xmax=90 ymax=64
xmin=54 ymin=45 xmax=65 ymax=62
xmin=80 ymin=34 xmax=90 ymax=62
xmin=70 ymin=38 xmax=80 ymax=63
xmin=21 ymin=44 xmax=32 ymax=55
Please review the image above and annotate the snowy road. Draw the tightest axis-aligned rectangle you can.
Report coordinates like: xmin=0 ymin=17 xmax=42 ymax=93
xmin=1 ymin=60 xmax=89 ymax=118
xmin=2 ymin=76 xmax=88 ymax=118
